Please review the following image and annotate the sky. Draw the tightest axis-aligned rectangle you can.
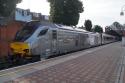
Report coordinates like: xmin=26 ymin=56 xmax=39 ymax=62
xmin=17 ymin=0 xmax=125 ymax=28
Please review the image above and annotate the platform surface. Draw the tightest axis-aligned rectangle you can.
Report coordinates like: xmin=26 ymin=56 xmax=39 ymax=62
xmin=0 ymin=42 xmax=124 ymax=83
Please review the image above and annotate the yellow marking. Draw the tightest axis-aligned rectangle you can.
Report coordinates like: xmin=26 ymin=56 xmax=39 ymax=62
xmin=10 ymin=42 xmax=30 ymax=56
xmin=0 ymin=61 xmax=46 ymax=77
xmin=0 ymin=67 xmax=33 ymax=77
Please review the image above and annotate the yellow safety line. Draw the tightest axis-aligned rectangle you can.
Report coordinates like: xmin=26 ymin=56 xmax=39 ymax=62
xmin=0 ymin=67 xmax=33 ymax=77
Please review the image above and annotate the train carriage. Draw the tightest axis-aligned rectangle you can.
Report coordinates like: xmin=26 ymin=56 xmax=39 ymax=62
xmin=88 ymin=32 xmax=102 ymax=47
xmin=102 ymin=33 xmax=116 ymax=44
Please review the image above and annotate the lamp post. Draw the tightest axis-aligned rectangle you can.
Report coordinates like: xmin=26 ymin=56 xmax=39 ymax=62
xmin=120 ymin=5 xmax=125 ymax=44
xmin=120 ymin=5 xmax=125 ymax=16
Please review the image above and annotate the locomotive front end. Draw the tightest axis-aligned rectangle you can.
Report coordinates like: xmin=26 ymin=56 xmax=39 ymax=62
xmin=10 ymin=42 xmax=31 ymax=57
xmin=10 ymin=21 xmax=40 ymax=62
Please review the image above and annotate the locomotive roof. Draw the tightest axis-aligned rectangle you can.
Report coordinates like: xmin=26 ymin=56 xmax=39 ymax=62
xmin=55 ymin=24 xmax=89 ymax=33
xmin=27 ymin=21 xmax=89 ymax=33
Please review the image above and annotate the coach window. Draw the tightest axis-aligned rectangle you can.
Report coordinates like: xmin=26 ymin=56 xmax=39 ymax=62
xmin=38 ymin=29 xmax=48 ymax=37
xmin=52 ymin=30 xmax=57 ymax=39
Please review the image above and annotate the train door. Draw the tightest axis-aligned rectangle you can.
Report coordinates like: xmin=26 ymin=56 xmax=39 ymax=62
xmin=74 ymin=33 xmax=79 ymax=50
xmin=78 ymin=33 xmax=83 ymax=49
xmin=89 ymin=34 xmax=95 ymax=46
xmin=83 ymin=33 xmax=90 ymax=48
xmin=51 ymin=30 xmax=58 ymax=55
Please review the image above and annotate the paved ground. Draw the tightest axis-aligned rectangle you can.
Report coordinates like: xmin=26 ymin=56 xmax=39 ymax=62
xmin=0 ymin=42 xmax=125 ymax=83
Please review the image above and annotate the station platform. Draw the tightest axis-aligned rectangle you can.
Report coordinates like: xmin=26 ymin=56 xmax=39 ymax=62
xmin=0 ymin=42 xmax=125 ymax=83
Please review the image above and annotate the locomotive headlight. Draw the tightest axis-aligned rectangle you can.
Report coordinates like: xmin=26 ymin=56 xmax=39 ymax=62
xmin=23 ymin=49 xmax=29 ymax=53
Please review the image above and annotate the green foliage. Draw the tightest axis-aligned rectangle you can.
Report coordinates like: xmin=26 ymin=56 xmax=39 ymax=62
xmin=48 ymin=0 xmax=84 ymax=26
xmin=84 ymin=19 xmax=92 ymax=31
xmin=0 ymin=0 xmax=22 ymax=17
xmin=93 ymin=25 xmax=103 ymax=33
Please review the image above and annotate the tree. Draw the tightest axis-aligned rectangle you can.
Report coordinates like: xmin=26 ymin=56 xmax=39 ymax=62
xmin=93 ymin=25 xmax=103 ymax=33
xmin=0 ymin=0 xmax=22 ymax=17
xmin=48 ymin=0 xmax=84 ymax=26
xmin=84 ymin=19 xmax=92 ymax=31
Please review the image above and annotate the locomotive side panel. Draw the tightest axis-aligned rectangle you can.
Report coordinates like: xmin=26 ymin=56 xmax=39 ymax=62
xmin=57 ymin=29 xmax=78 ymax=54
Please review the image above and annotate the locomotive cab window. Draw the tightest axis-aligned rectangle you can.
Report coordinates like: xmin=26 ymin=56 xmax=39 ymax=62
xmin=15 ymin=24 xmax=38 ymax=41
xmin=38 ymin=29 xmax=48 ymax=37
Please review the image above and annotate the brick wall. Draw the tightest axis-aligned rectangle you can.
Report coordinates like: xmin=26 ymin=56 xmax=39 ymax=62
xmin=0 ymin=21 xmax=24 ymax=57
